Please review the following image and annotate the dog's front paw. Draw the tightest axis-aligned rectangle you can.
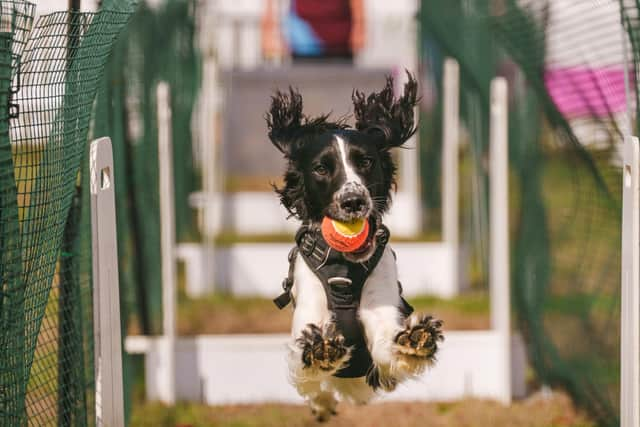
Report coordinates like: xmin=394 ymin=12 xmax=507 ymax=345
xmin=393 ymin=314 xmax=444 ymax=361
xmin=296 ymin=323 xmax=349 ymax=373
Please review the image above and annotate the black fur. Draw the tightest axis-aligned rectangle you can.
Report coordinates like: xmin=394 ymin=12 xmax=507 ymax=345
xmin=266 ymin=74 xmax=418 ymax=223
xmin=266 ymin=87 xmax=348 ymax=155
xmin=352 ymin=70 xmax=419 ymax=149
xmin=266 ymin=87 xmax=348 ymax=220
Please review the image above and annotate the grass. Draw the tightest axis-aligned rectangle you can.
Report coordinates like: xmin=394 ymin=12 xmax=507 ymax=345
xmin=173 ymin=291 xmax=490 ymax=335
xmin=130 ymin=391 xmax=594 ymax=427
xmin=177 ymin=291 xmax=291 ymax=335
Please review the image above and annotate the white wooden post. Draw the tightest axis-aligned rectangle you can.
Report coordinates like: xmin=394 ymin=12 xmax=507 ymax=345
xmin=197 ymin=5 xmax=219 ymax=295
xmin=489 ymin=77 xmax=511 ymax=404
xmin=396 ymin=68 xmax=422 ymax=236
xmin=621 ymin=135 xmax=640 ymax=427
xmin=157 ymin=81 xmax=176 ymax=403
xmin=90 ymin=137 xmax=125 ymax=427
xmin=442 ymin=58 xmax=459 ymax=252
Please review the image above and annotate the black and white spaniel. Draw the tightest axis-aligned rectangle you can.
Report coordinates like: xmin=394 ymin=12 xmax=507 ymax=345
xmin=267 ymin=72 xmax=444 ymax=421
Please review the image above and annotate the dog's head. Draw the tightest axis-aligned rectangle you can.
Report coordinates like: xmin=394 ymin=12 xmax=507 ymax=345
xmin=266 ymin=73 xmax=418 ymax=257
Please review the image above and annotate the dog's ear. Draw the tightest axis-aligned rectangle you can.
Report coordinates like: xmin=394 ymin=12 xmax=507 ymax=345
xmin=352 ymin=71 xmax=419 ymax=150
xmin=266 ymin=87 xmax=304 ymax=155
xmin=267 ymin=87 xmax=350 ymax=156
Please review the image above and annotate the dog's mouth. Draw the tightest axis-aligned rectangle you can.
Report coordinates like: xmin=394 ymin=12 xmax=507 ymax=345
xmin=350 ymin=217 xmax=376 ymax=254
xmin=342 ymin=216 xmax=380 ymax=262
xmin=327 ymin=204 xmax=372 ymax=224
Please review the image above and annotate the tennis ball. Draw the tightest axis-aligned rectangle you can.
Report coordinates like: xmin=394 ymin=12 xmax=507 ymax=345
xmin=321 ymin=216 xmax=370 ymax=253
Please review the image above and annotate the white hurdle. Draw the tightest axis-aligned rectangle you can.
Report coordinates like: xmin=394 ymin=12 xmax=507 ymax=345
xmin=442 ymin=58 xmax=460 ymax=289
xmin=442 ymin=58 xmax=460 ymax=246
xmin=489 ymin=77 xmax=512 ymax=405
xmin=90 ymin=137 xmax=125 ymax=427
xmin=157 ymin=81 xmax=177 ymax=404
xmin=621 ymin=135 xmax=640 ymax=427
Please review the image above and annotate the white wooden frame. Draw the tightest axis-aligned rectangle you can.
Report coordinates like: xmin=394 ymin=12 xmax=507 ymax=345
xmin=621 ymin=135 xmax=640 ymax=427
xmin=157 ymin=81 xmax=177 ymax=403
xmin=90 ymin=137 xmax=125 ymax=427
xmin=489 ymin=77 xmax=511 ymax=404
xmin=442 ymin=58 xmax=460 ymax=251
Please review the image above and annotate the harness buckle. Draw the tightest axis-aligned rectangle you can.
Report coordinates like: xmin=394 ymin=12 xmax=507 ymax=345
xmin=328 ymin=277 xmax=352 ymax=285
xmin=282 ymin=277 xmax=292 ymax=291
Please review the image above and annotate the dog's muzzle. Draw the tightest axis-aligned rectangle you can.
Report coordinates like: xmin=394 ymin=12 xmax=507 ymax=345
xmin=333 ymin=182 xmax=372 ymax=221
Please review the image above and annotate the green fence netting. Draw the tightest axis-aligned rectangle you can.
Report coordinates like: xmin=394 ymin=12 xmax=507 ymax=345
xmin=421 ymin=1 xmax=630 ymax=425
xmin=0 ymin=1 xmax=133 ymax=424
xmin=94 ymin=0 xmax=199 ymax=337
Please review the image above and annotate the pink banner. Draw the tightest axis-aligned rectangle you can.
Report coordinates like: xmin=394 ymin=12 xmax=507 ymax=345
xmin=544 ymin=66 xmax=631 ymax=118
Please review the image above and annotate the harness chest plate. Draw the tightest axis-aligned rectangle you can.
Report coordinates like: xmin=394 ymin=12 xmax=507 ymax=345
xmin=274 ymin=223 xmax=414 ymax=378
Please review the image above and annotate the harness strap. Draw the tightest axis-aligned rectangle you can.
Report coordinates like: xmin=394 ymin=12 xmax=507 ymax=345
xmin=273 ymin=246 xmax=298 ymax=309
xmin=273 ymin=224 xmax=413 ymax=315
xmin=273 ymin=222 xmax=414 ymax=380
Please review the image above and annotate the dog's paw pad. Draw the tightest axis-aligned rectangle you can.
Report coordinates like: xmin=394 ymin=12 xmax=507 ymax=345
xmin=297 ymin=323 xmax=349 ymax=372
xmin=394 ymin=315 xmax=444 ymax=360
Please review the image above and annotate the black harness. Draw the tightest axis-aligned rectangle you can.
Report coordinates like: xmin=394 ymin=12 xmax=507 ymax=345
xmin=274 ymin=223 xmax=414 ymax=378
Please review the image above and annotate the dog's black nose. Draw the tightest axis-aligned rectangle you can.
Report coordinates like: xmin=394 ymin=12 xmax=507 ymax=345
xmin=340 ymin=193 xmax=366 ymax=213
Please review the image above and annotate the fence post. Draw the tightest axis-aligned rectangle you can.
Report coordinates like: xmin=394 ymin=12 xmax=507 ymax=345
xmin=157 ymin=81 xmax=177 ymax=403
xmin=442 ymin=58 xmax=460 ymax=291
xmin=621 ymin=135 xmax=640 ymax=427
xmin=489 ymin=77 xmax=511 ymax=404
xmin=90 ymin=137 xmax=125 ymax=427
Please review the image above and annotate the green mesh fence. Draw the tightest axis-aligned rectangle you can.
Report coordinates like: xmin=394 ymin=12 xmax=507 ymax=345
xmin=420 ymin=1 xmax=630 ymax=425
xmin=0 ymin=1 xmax=133 ymax=424
xmin=94 ymin=0 xmax=200 ymax=336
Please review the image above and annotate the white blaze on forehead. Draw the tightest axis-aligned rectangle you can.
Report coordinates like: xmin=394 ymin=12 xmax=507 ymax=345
xmin=335 ymin=135 xmax=362 ymax=184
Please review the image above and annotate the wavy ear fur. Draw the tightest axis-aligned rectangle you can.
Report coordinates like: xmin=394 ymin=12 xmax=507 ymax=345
xmin=266 ymin=87 xmax=348 ymax=156
xmin=266 ymin=87 xmax=348 ymax=220
xmin=352 ymin=71 xmax=419 ymax=150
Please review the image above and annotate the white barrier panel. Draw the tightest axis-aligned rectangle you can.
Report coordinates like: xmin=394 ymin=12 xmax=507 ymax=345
xmin=177 ymin=242 xmax=462 ymax=298
xmin=125 ymin=332 xmax=526 ymax=405
xmin=190 ymin=190 xmax=423 ymax=238
xmin=90 ymin=137 xmax=124 ymax=427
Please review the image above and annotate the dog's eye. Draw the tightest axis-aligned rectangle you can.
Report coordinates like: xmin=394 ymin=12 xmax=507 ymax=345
xmin=313 ymin=164 xmax=329 ymax=176
xmin=358 ymin=157 xmax=373 ymax=169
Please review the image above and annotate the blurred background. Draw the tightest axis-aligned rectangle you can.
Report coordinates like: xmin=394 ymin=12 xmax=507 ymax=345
xmin=0 ymin=0 xmax=636 ymax=426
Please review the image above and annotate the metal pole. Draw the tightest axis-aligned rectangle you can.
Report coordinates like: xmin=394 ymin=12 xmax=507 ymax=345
xmin=621 ymin=135 xmax=640 ymax=427
xmin=90 ymin=137 xmax=125 ymax=427
xmin=157 ymin=81 xmax=176 ymax=403
xmin=489 ymin=77 xmax=511 ymax=404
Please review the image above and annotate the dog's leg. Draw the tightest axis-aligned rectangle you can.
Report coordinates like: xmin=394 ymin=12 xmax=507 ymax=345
xmin=308 ymin=390 xmax=338 ymax=422
xmin=289 ymin=256 xmax=348 ymax=421
xmin=329 ymin=376 xmax=376 ymax=405
xmin=358 ymin=246 xmax=405 ymax=391
xmin=359 ymin=246 xmax=444 ymax=390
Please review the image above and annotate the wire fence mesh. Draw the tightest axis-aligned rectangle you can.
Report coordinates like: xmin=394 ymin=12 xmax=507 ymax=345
xmin=94 ymin=0 xmax=199 ymax=338
xmin=0 ymin=1 xmax=133 ymax=424
xmin=420 ymin=1 xmax=635 ymax=425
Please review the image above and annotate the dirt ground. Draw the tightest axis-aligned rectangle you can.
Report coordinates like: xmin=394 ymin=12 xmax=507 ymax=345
xmin=130 ymin=391 xmax=594 ymax=427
